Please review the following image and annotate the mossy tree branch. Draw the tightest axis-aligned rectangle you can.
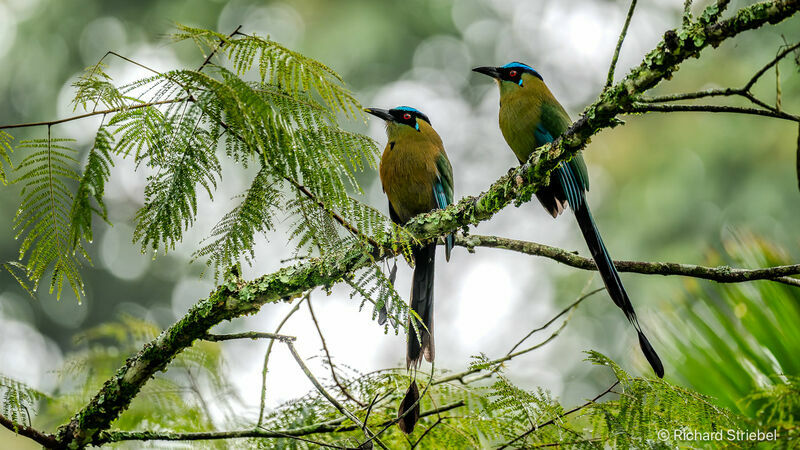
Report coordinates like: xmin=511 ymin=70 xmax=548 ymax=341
xmin=45 ymin=1 xmax=800 ymax=447
xmin=0 ymin=412 xmax=58 ymax=448
xmin=456 ymin=234 xmax=800 ymax=287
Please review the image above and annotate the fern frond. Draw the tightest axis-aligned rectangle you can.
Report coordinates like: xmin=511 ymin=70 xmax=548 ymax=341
xmin=0 ymin=130 xmax=13 ymax=185
xmin=171 ymin=24 xmax=361 ymax=118
xmin=108 ymin=105 xmax=168 ymax=160
xmin=13 ymin=135 xmax=84 ymax=299
xmin=347 ymin=261 xmax=407 ymax=334
xmin=193 ymin=165 xmax=281 ymax=275
xmin=133 ymin=104 xmax=221 ymax=252
xmin=587 ymin=351 xmax=743 ymax=449
xmin=286 ymin=191 xmax=344 ymax=256
xmin=70 ymin=127 xmax=114 ymax=249
xmin=0 ymin=374 xmax=49 ymax=427
xmin=71 ymin=61 xmax=127 ymax=112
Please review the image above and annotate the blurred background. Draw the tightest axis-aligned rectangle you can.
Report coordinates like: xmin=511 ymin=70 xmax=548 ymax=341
xmin=0 ymin=0 xmax=798 ymax=447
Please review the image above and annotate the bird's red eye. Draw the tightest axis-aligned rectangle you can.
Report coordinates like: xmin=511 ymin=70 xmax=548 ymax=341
xmin=403 ymin=113 xmax=412 ymax=120
xmin=509 ymin=70 xmax=517 ymax=77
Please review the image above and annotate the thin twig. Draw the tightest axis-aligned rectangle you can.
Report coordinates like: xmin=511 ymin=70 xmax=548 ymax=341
xmin=411 ymin=417 xmax=443 ymax=449
xmin=197 ymin=25 xmax=243 ymax=71
xmin=457 ymin=234 xmax=800 ymax=287
xmin=258 ymin=296 xmax=306 ymax=427
xmin=531 ymin=438 xmax=602 ymax=448
xmin=507 ymin=287 xmax=605 ymax=355
xmin=627 ymin=102 xmax=799 ymax=122
xmin=497 ymin=381 xmax=620 ymax=449
xmin=184 ymin=366 xmax=215 ymax=428
xmin=636 ymin=41 xmax=800 ymax=119
xmin=433 ymin=319 xmax=571 ymax=386
xmin=259 ymin=430 xmax=354 ymax=449
xmin=307 ymin=295 xmax=367 ymax=407
xmin=606 ymin=0 xmax=638 ymax=89
xmin=0 ymin=98 xmax=185 ymax=130
xmin=744 ymin=41 xmax=800 ymax=92
xmin=0 ymin=412 xmax=58 ymax=448
xmin=285 ymin=341 xmax=389 ymax=450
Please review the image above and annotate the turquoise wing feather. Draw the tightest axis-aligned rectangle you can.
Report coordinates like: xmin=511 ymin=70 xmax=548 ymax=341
xmin=434 ymin=152 xmax=454 ymax=260
xmin=540 ymin=101 xmax=590 ymax=192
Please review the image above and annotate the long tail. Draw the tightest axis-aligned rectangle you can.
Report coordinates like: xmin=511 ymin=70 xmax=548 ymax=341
xmin=572 ymin=192 xmax=664 ymax=378
xmin=407 ymin=243 xmax=436 ymax=369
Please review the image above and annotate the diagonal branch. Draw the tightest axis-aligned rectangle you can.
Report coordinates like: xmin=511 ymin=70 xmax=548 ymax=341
xmin=51 ymin=2 xmax=800 ymax=447
xmin=285 ymin=341 xmax=388 ymax=450
xmin=306 ymin=295 xmax=367 ymax=407
xmin=258 ymin=295 xmax=306 ymax=427
xmin=0 ymin=412 xmax=58 ymax=448
xmin=457 ymin=234 xmax=800 ymax=287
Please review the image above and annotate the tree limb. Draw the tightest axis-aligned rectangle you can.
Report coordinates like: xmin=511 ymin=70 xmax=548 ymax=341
xmin=96 ymin=401 xmax=465 ymax=443
xmin=51 ymin=2 xmax=800 ymax=447
xmin=0 ymin=412 xmax=58 ymax=448
xmin=202 ymin=331 xmax=296 ymax=343
xmin=457 ymin=234 xmax=800 ymax=287
xmin=627 ymin=102 xmax=799 ymax=122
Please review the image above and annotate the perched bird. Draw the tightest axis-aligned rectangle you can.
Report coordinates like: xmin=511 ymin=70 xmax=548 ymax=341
xmin=473 ymin=62 xmax=664 ymax=378
xmin=366 ymin=106 xmax=454 ymax=369
xmin=366 ymin=106 xmax=454 ymax=433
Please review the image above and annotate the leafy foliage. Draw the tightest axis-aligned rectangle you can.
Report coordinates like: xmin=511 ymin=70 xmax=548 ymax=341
xmin=69 ymin=126 xmax=114 ymax=249
xmin=193 ymin=165 xmax=281 ymax=273
xmin=244 ymin=351 xmax=798 ymax=448
xmin=0 ymin=130 xmax=12 ymax=185
xmin=12 ymin=135 xmax=84 ymax=299
xmin=0 ymin=374 xmax=48 ymax=428
xmin=71 ymin=62 xmax=127 ymax=112
xmin=661 ymin=231 xmax=800 ymax=417
xmin=2 ymin=23 xmax=399 ymax=300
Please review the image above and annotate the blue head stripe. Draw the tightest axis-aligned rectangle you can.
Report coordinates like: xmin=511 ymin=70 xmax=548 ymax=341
xmin=394 ymin=106 xmax=422 ymax=114
xmin=391 ymin=106 xmax=431 ymax=125
xmin=501 ymin=61 xmax=543 ymax=81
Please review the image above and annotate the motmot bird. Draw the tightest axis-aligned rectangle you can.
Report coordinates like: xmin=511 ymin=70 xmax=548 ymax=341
xmin=473 ymin=62 xmax=664 ymax=378
xmin=365 ymin=106 xmax=454 ymax=370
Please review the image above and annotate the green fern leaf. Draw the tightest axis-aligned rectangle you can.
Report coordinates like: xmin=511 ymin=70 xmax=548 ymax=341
xmin=70 ymin=127 xmax=114 ymax=249
xmin=193 ymin=165 xmax=281 ymax=275
xmin=13 ymin=135 xmax=84 ymax=299
xmin=71 ymin=61 xmax=127 ymax=112
xmin=133 ymin=104 xmax=221 ymax=252
xmin=0 ymin=130 xmax=13 ymax=185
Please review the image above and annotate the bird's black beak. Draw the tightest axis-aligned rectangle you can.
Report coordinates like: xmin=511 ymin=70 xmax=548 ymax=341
xmin=472 ymin=66 xmax=500 ymax=79
xmin=364 ymin=108 xmax=394 ymax=122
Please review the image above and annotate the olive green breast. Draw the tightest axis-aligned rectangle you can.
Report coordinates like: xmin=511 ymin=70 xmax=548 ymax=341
xmin=498 ymin=78 xmax=569 ymax=163
xmin=379 ymin=121 xmax=446 ymax=223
